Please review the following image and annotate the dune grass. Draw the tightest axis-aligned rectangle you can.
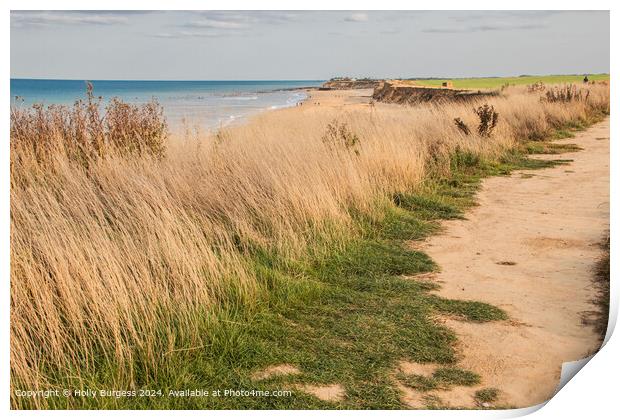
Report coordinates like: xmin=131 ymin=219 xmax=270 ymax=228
xmin=10 ymin=83 xmax=609 ymax=408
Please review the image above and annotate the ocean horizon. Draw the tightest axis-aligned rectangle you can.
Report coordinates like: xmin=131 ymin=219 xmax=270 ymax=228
xmin=10 ymin=78 xmax=324 ymax=129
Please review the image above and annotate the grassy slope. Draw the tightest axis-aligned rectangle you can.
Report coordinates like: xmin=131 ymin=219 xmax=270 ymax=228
xmin=35 ymin=125 xmax=591 ymax=410
xmin=404 ymin=74 xmax=610 ymax=90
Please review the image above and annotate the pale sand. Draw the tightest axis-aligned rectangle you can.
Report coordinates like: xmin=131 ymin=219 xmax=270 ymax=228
xmin=295 ymin=384 xmax=346 ymax=402
xmin=251 ymin=364 xmax=301 ymax=381
xmin=299 ymin=88 xmax=374 ymax=108
xmin=414 ymin=119 xmax=609 ymax=408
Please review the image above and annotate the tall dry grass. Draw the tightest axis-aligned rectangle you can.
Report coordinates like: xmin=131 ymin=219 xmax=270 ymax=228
xmin=10 ymin=83 xmax=609 ymax=406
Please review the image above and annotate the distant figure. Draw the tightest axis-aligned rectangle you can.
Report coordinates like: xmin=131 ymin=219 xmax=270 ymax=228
xmin=583 ymin=75 xmax=589 ymax=83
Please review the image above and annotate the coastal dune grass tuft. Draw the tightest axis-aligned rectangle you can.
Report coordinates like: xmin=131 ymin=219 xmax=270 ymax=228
xmin=10 ymin=83 xmax=609 ymax=408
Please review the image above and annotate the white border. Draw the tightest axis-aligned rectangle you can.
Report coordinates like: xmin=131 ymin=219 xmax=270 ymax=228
xmin=2 ymin=1 xmax=616 ymax=419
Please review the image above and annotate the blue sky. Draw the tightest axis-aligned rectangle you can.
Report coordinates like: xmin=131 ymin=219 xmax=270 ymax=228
xmin=10 ymin=10 xmax=610 ymax=80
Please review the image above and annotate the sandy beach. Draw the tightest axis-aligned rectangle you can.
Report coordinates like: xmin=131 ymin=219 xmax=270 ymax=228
xmin=300 ymin=88 xmax=375 ymax=108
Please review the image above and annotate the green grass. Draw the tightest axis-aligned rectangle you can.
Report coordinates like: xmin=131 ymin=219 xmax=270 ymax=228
xmin=475 ymin=388 xmax=500 ymax=405
xmin=405 ymin=74 xmax=609 ymax=90
xmin=397 ymin=367 xmax=480 ymax=393
xmin=21 ymin=125 xmax=588 ymax=410
xmin=398 ymin=374 xmax=440 ymax=392
xmin=433 ymin=367 xmax=480 ymax=387
xmin=525 ymin=141 xmax=582 ymax=155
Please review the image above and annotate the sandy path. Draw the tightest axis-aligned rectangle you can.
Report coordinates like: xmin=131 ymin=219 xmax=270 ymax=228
xmin=417 ymin=119 xmax=609 ymax=408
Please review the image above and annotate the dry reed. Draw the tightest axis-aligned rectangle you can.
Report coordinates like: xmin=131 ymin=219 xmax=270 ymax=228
xmin=10 ymin=84 xmax=609 ymax=407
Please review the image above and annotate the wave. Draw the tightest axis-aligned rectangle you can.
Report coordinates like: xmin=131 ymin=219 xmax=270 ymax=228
xmin=221 ymin=95 xmax=259 ymax=101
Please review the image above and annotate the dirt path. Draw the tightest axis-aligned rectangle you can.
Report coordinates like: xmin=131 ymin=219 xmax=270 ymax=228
xmin=415 ymin=119 xmax=609 ymax=408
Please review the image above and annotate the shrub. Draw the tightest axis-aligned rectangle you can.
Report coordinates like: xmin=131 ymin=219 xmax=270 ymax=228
xmin=105 ymin=97 xmax=167 ymax=158
xmin=474 ymin=104 xmax=499 ymax=137
xmin=321 ymin=120 xmax=361 ymax=155
xmin=527 ymin=81 xmax=546 ymax=93
xmin=453 ymin=104 xmax=499 ymax=138
xmin=454 ymin=117 xmax=471 ymax=135
xmin=543 ymin=84 xmax=590 ymax=103
xmin=10 ymin=82 xmax=167 ymax=168
xmin=499 ymin=82 xmax=511 ymax=92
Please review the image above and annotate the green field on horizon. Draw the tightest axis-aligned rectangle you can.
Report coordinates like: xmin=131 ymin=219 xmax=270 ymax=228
xmin=407 ymin=74 xmax=610 ymax=89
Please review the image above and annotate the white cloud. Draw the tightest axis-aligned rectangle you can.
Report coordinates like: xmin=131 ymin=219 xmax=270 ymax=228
xmin=423 ymin=23 xmax=546 ymax=33
xmin=345 ymin=13 xmax=368 ymax=23
xmin=151 ymin=30 xmax=226 ymax=39
xmin=182 ymin=19 xmax=247 ymax=30
xmin=11 ymin=11 xmax=129 ymax=27
xmin=180 ymin=11 xmax=299 ymax=32
xmin=201 ymin=11 xmax=298 ymax=25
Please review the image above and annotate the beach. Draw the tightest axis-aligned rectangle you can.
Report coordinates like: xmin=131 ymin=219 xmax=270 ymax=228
xmin=10 ymin=79 xmax=323 ymax=130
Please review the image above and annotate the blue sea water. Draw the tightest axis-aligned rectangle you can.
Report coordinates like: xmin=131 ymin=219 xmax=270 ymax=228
xmin=10 ymin=79 xmax=323 ymax=129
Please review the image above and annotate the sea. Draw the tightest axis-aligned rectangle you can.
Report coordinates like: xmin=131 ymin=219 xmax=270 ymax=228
xmin=10 ymin=79 xmax=324 ymax=129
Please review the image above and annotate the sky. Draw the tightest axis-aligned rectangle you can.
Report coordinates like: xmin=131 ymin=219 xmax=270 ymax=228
xmin=10 ymin=10 xmax=610 ymax=80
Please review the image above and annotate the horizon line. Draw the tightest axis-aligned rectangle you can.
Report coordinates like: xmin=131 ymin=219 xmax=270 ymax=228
xmin=10 ymin=73 xmax=610 ymax=82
